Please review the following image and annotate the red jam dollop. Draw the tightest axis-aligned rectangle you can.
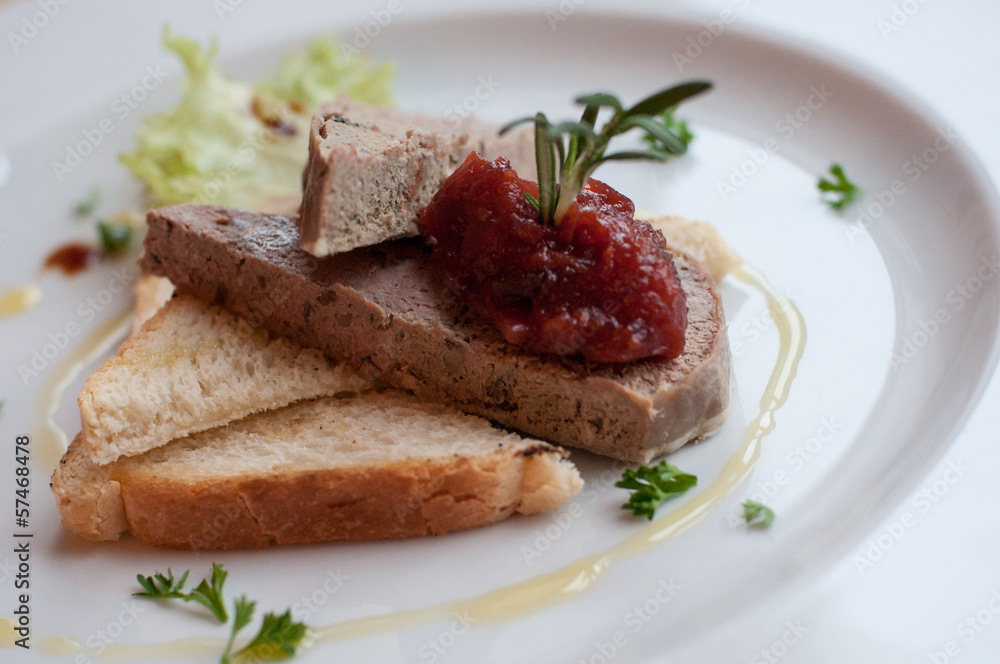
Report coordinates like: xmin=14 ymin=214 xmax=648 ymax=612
xmin=421 ymin=153 xmax=688 ymax=363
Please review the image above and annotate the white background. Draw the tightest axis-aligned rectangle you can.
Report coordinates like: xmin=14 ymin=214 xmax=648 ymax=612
xmin=2 ymin=0 xmax=999 ymax=662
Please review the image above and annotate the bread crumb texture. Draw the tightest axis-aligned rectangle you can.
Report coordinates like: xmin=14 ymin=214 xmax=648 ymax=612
xmin=78 ymin=294 xmax=370 ymax=464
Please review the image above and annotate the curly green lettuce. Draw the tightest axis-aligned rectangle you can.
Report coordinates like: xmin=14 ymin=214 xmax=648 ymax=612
xmin=119 ymin=28 xmax=394 ymax=211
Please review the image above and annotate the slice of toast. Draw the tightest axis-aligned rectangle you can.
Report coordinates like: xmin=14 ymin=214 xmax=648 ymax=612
xmin=142 ymin=205 xmax=732 ymax=463
xmin=79 ymin=293 xmax=372 ymax=464
xmin=53 ymin=392 xmax=583 ymax=548
xmin=643 ymin=215 xmax=742 ymax=283
xmin=132 ymin=274 xmax=175 ymax=334
xmin=299 ymin=96 xmax=535 ymax=257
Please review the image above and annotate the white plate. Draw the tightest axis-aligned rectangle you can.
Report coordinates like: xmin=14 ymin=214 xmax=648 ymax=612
xmin=2 ymin=8 xmax=999 ymax=664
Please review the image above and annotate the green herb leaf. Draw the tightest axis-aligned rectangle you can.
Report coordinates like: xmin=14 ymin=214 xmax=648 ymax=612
xmin=626 ymin=80 xmax=712 ymax=119
xmin=505 ymin=81 xmax=712 ymax=226
xmin=594 ymin=150 xmax=671 ymax=166
xmin=187 ymin=563 xmax=229 ymax=623
xmin=498 ymin=115 xmax=538 ymax=135
xmin=626 ymin=114 xmax=686 ymax=154
xmin=135 ymin=568 xmax=190 ymax=600
xmin=616 ymin=461 xmax=697 ymax=520
xmin=573 ymin=92 xmax=624 ymax=113
xmin=135 ymin=564 xmax=227 ymax=623
xmin=73 ymin=187 xmax=101 ymax=218
xmin=96 ymin=221 xmax=133 ymax=255
xmin=231 ymin=596 xmax=257 ymax=637
xmin=524 ymin=192 xmax=541 ymax=212
xmin=533 ymin=113 xmax=559 ymax=224
xmin=742 ymin=500 xmax=775 ymax=529
xmin=817 ymin=163 xmax=861 ymax=211
xmin=133 ymin=564 xmax=307 ymax=663
xmin=234 ymin=610 xmax=308 ymax=662
xmin=221 ymin=595 xmax=257 ymax=664
xmin=642 ymin=108 xmax=694 ymax=156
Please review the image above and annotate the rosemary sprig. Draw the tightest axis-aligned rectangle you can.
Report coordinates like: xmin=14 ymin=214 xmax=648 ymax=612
xmin=500 ymin=81 xmax=712 ymax=225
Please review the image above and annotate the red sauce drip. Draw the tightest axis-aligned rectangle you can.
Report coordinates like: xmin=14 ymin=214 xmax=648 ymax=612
xmin=421 ymin=153 xmax=688 ymax=363
xmin=44 ymin=242 xmax=98 ymax=275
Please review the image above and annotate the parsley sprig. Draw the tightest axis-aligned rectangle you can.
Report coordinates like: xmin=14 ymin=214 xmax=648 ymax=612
xmin=742 ymin=500 xmax=775 ymax=529
xmin=616 ymin=460 xmax=697 ymax=520
xmin=135 ymin=563 xmax=307 ymax=663
xmin=501 ymin=81 xmax=712 ymax=226
xmin=228 ymin=607 xmax=307 ymax=663
xmin=817 ymin=163 xmax=861 ymax=211
xmin=136 ymin=563 xmax=229 ymax=622
xmin=222 ymin=597 xmax=257 ymax=664
xmin=97 ymin=220 xmax=133 ymax=255
xmin=73 ymin=187 xmax=101 ymax=218
xmin=69 ymin=185 xmax=135 ymax=256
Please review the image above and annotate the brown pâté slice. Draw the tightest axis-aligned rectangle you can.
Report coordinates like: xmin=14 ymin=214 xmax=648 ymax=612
xmin=142 ymin=204 xmax=732 ymax=463
xmin=299 ymin=95 xmax=535 ymax=257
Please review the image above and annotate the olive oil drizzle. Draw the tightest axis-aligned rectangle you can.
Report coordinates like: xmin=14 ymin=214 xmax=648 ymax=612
xmin=7 ymin=262 xmax=805 ymax=658
xmin=34 ymin=311 xmax=133 ymax=470
xmin=0 ymin=283 xmax=42 ymax=318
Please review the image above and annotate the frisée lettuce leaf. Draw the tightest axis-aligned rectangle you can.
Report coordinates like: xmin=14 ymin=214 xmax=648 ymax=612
xmin=119 ymin=27 xmax=394 ymax=211
xmin=258 ymin=37 xmax=394 ymax=109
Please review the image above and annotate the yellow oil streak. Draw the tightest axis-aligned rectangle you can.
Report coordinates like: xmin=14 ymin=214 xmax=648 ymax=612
xmin=33 ymin=310 xmax=132 ymax=470
xmin=0 ymin=617 xmax=18 ymax=647
xmin=0 ymin=284 xmax=42 ymax=318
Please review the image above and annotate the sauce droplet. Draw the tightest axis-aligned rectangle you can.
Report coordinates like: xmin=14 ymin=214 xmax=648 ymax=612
xmin=44 ymin=242 xmax=98 ymax=275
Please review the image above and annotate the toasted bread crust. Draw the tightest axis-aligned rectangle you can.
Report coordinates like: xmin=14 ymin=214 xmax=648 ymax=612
xmin=143 ymin=205 xmax=731 ymax=462
xmin=53 ymin=396 xmax=582 ymax=549
xmin=132 ymin=274 xmax=174 ymax=334
xmin=50 ymin=437 xmax=126 ymax=541
xmin=119 ymin=449 xmax=574 ymax=549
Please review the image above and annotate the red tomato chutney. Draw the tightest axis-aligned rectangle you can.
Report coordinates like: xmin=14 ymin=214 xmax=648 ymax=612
xmin=420 ymin=153 xmax=688 ymax=363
